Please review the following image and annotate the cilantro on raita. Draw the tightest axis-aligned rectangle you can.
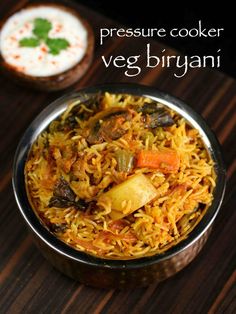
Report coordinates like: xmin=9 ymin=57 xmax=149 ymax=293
xmin=33 ymin=18 xmax=52 ymax=40
xmin=46 ymin=38 xmax=69 ymax=55
xmin=19 ymin=18 xmax=70 ymax=55
xmin=19 ymin=37 xmax=40 ymax=47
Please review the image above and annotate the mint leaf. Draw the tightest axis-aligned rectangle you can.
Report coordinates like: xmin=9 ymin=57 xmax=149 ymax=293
xmin=46 ymin=38 xmax=70 ymax=55
xmin=33 ymin=18 xmax=52 ymax=40
xmin=19 ymin=37 xmax=40 ymax=47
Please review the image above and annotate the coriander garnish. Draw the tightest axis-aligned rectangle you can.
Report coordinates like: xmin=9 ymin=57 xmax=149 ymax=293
xmin=46 ymin=38 xmax=70 ymax=55
xmin=19 ymin=18 xmax=70 ymax=55
xmin=19 ymin=37 xmax=40 ymax=47
xmin=33 ymin=18 xmax=52 ymax=40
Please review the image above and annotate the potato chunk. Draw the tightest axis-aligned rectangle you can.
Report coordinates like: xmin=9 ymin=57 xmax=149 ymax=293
xmin=98 ymin=173 xmax=157 ymax=219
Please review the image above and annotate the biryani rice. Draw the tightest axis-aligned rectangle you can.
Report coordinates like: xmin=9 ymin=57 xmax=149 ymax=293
xmin=25 ymin=92 xmax=215 ymax=259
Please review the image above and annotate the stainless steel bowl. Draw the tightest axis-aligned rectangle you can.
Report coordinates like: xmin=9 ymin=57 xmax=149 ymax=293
xmin=12 ymin=84 xmax=226 ymax=288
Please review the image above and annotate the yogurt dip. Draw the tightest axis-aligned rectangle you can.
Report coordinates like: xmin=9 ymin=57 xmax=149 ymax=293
xmin=0 ymin=5 xmax=88 ymax=77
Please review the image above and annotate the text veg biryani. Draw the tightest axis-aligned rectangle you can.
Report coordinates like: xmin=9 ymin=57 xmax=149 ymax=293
xmin=25 ymin=93 xmax=216 ymax=259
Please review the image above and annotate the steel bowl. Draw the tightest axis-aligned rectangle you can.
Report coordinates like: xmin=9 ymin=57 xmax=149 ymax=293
xmin=12 ymin=84 xmax=226 ymax=288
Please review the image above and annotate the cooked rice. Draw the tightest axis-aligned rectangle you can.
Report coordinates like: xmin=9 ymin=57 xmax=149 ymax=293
xmin=25 ymin=92 xmax=215 ymax=259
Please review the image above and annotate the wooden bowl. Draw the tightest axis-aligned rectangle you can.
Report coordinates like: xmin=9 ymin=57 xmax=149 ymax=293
xmin=0 ymin=3 xmax=94 ymax=91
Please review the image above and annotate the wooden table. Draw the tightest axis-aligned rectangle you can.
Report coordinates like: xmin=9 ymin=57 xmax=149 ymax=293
xmin=0 ymin=1 xmax=235 ymax=313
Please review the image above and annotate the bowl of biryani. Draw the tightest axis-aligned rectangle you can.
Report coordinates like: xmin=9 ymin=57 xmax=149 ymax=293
xmin=13 ymin=84 xmax=226 ymax=288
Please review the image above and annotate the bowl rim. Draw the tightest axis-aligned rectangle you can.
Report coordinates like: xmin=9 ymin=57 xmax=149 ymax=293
xmin=12 ymin=83 xmax=226 ymax=269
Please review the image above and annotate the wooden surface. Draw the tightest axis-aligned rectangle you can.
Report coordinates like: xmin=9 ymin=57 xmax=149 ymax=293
xmin=0 ymin=1 xmax=235 ymax=313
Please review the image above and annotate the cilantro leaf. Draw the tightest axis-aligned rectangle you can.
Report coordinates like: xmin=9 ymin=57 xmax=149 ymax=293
xmin=18 ymin=18 xmax=70 ymax=55
xmin=46 ymin=38 xmax=70 ymax=55
xmin=33 ymin=18 xmax=52 ymax=40
xmin=19 ymin=37 xmax=40 ymax=47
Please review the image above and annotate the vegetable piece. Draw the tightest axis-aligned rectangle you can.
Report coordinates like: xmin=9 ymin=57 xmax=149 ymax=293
xmin=98 ymin=173 xmax=157 ymax=219
xmin=137 ymin=102 xmax=162 ymax=113
xmin=136 ymin=149 xmax=180 ymax=173
xmin=53 ymin=177 xmax=75 ymax=201
xmin=154 ymin=127 xmax=166 ymax=140
xmin=145 ymin=110 xmax=174 ymax=128
xmin=48 ymin=196 xmax=86 ymax=210
xmin=86 ymin=107 xmax=132 ymax=144
xmin=99 ymin=116 xmax=127 ymax=140
xmin=138 ymin=102 xmax=174 ymax=128
xmin=115 ymin=149 xmax=134 ymax=172
xmin=138 ymin=102 xmax=164 ymax=114
xmin=141 ymin=131 xmax=155 ymax=147
xmin=48 ymin=178 xmax=86 ymax=211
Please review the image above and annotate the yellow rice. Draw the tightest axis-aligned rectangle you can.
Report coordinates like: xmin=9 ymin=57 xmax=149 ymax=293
xmin=25 ymin=93 xmax=215 ymax=259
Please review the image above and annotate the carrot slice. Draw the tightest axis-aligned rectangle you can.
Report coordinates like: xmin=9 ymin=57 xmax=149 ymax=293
xmin=136 ymin=149 xmax=180 ymax=173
